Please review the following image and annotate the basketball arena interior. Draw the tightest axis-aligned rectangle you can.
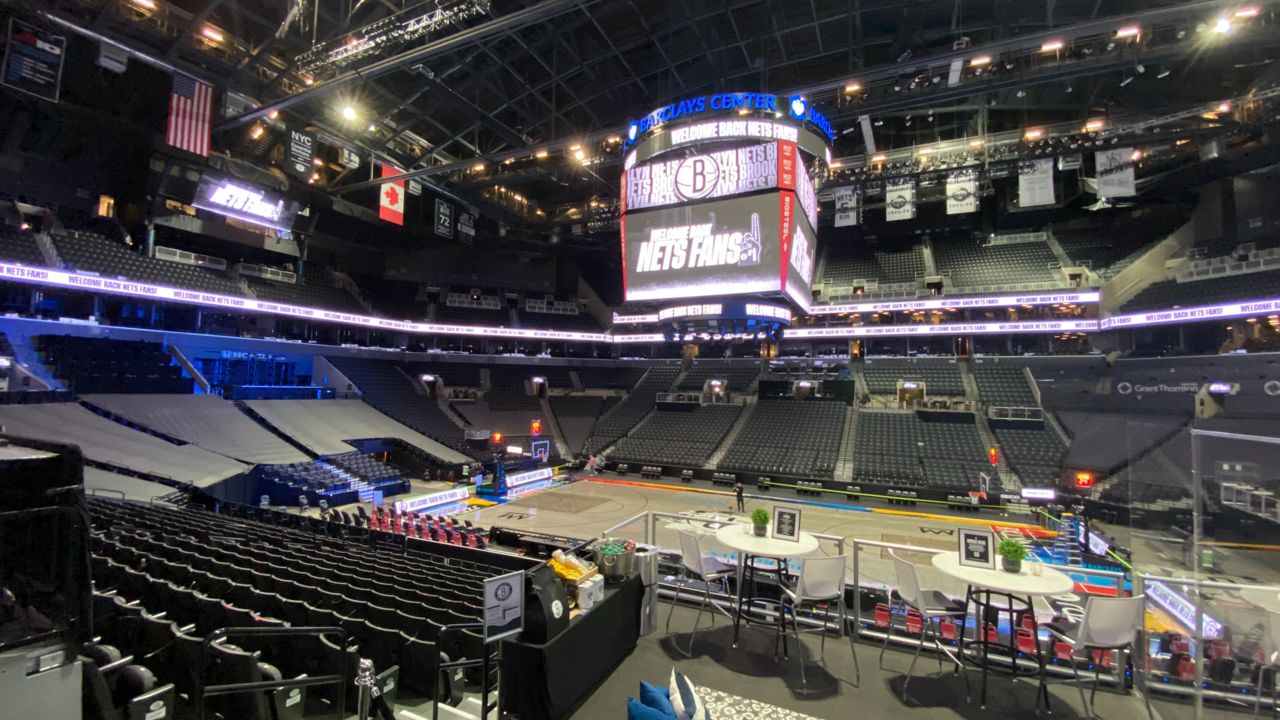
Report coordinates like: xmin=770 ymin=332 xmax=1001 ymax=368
xmin=2 ymin=1 xmax=1280 ymax=719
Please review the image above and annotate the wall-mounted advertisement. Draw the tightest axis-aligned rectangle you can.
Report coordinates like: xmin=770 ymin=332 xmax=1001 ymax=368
xmin=622 ymin=142 xmax=780 ymax=213
xmin=622 ymin=194 xmax=786 ymax=302
xmin=781 ymin=192 xmax=816 ymax=311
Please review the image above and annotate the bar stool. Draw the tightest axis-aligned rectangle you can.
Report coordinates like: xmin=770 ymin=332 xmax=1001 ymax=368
xmin=781 ymin=555 xmax=860 ymax=688
xmin=666 ymin=532 xmax=733 ymax=657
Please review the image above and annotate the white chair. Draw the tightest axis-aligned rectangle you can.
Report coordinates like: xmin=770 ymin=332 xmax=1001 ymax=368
xmin=781 ymin=555 xmax=860 ymax=689
xmin=884 ymin=551 xmax=969 ymax=701
xmin=1045 ymin=594 xmax=1153 ymax=719
xmin=1254 ymin=611 xmax=1280 ymax=718
xmin=665 ymin=531 xmax=734 ymax=656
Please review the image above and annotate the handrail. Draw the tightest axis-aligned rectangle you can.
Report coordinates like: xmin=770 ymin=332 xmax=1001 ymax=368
xmin=194 ymin=625 xmax=348 ymax=720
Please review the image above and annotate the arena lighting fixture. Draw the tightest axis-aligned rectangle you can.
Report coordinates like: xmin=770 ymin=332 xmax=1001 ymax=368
xmin=472 ymin=162 xmax=485 ymax=171
xmin=295 ymin=0 xmax=491 ymax=73
xmin=340 ymin=105 xmax=358 ymax=121
xmin=844 ymin=82 xmax=862 ymax=93
xmin=267 ymin=110 xmax=279 ymax=120
xmin=200 ymin=26 xmax=224 ymax=44
xmin=419 ymin=374 xmax=435 ymax=383
xmin=969 ymin=138 xmax=985 ymax=147
xmin=128 ymin=0 xmax=156 ymax=9
xmin=1115 ymin=25 xmax=1141 ymax=38
xmin=737 ymin=107 xmax=751 ymax=115
xmin=249 ymin=124 xmax=265 ymax=140
xmin=1084 ymin=119 xmax=1105 ymax=132
xmin=969 ymin=55 xmax=991 ymax=66
xmin=1024 ymin=128 xmax=1043 ymax=140
xmin=312 ymin=157 xmax=324 ymax=167
xmin=1236 ymin=6 xmax=1260 ymax=17
xmin=534 ymin=149 xmax=548 ymax=158
xmin=1131 ymin=149 xmax=1143 ymax=162
xmin=1213 ymin=15 xmax=1233 ymax=34
xmin=573 ymin=148 xmax=585 ymax=160
xmin=1040 ymin=39 xmax=1064 ymax=52
xmin=1216 ymin=101 xmax=1232 ymax=113
xmin=870 ymin=153 xmax=887 ymax=162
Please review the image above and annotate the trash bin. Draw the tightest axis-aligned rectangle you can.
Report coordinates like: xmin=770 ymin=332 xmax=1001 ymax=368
xmin=635 ymin=543 xmax=659 ymax=636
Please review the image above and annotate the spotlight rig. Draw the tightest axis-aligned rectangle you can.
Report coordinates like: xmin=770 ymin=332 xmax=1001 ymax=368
xmin=295 ymin=0 xmax=491 ymax=74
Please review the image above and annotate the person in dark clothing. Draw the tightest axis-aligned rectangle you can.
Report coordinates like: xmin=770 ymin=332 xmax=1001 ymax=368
xmin=734 ymin=481 xmax=745 ymax=513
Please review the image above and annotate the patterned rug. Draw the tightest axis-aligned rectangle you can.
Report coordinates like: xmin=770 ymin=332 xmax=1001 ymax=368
xmin=696 ymin=685 xmax=825 ymax=720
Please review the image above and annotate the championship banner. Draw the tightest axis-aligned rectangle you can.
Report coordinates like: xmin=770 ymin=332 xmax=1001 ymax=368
xmin=945 ymin=172 xmax=978 ymax=215
xmin=885 ymin=179 xmax=915 ymax=222
xmin=2 ymin=19 xmax=66 ymax=101
xmin=285 ymin=127 xmax=315 ymax=180
xmin=1018 ymin=158 xmax=1055 ymax=208
xmin=833 ymin=186 xmax=860 ymax=227
xmin=623 ymin=142 xmax=780 ymax=213
xmin=1096 ymin=148 xmax=1136 ymax=198
xmin=340 ymin=147 xmax=361 ymax=169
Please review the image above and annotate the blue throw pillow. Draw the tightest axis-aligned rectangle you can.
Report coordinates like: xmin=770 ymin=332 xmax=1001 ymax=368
xmin=639 ymin=681 xmax=675 ymax=717
xmin=628 ymin=696 xmax=673 ymax=720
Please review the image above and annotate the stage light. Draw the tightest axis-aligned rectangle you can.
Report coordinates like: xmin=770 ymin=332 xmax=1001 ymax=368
xmin=1116 ymin=25 xmax=1141 ymax=38
xmin=844 ymin=82 xmax=862 ymax=93
xmin=341 ymin=105 xmax=358 ymax=121
xmin=970 ymin=55 xmax=991 ymax=66
xmin=1041 ymin=39 xmax=1064 ymax=52
xmin=201 ymin=26 xmax=224 ymax=43
xmin=573 ymin=148 xmax=586 ymax=160
xmin=535 ymin=149 xmax=548 ymax=158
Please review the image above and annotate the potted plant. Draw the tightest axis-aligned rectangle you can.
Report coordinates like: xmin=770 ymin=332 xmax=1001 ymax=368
xmin=998 ymin=538 xmax=1028 ymax=573
xmin=751 ymin=508 xmax=770 ymax=537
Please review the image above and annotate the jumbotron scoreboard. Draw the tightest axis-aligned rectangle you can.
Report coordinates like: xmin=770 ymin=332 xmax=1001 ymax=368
xmin=619 ymin=92 xmax=831 ymax=315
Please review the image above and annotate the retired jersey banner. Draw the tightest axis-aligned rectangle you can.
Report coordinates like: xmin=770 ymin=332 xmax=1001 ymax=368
xmin=434 ymin=198 xmax=453 ymax=238
xmin=833 ymin=186 xmax=860 ymax=227
xmin=2 ymin=19 xmax=66 ymax=101
xmin=1018 ymin=158 xmax=1055 ymax=208
xmin=946 ymin=172 xmax=978 ymax=215
xmin=885 ymin=179 xmax=915 ymax=222
xmin=1096 ymin=148 xmax=1136 ymax=198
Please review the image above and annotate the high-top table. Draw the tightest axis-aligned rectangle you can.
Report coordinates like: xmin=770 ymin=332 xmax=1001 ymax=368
xmin=931 ymin=553 xmax=1074 ymax=710
xmin=714 ymin=523 xmax=820 ymax=649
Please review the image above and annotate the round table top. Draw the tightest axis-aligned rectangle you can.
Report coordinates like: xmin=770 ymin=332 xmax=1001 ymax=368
xmin=714 ymin=523 xmax=820 ymax=559
xmin=931 ymin=552 xmax=1074 ymax=596
xmin=1240 ymin=587 xmax=1280 ymax=611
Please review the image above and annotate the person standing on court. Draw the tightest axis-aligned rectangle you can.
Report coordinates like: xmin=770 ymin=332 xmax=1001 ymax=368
xmin=734 ymin=480 xmax=745 ymax=513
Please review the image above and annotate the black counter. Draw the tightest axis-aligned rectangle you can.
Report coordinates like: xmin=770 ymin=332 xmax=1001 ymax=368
xmin=500 ymin=574 xmax=642 ymax=719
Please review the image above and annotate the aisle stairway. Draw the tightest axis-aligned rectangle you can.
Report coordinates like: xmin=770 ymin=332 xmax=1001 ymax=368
xmin=834 ymin=404 xmax=859 ymax=480
xmin=707 ymin=400 xmax=757 ymax=469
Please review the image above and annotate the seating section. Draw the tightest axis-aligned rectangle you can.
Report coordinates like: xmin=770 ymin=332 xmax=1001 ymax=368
xmin=517 ymin=310 xmax=604 ymax=332
xmin=408 ymin=360 xmax=483 ymax=388
xmin=1121 ymin=269 xmax=1280 ymax=313
xmin=262 ymin=452 xmax=401 ymax=498
xmin=81 ymin=394 xmax=309 ymax=464
xmin=852 ymin=412 xmax=992 ymax=490
xmin=583 ymin=364 xmax=681 ymax=455
xmin=245 ymin=265 xmax=366 ymax=314
xmin=244 ymin=398 xmax=471 ymax=463
xmin=0 ymin=402 xmax=248 ymax=485
xmin=973 ymin=364 xmax=1037 ymax=406
xmin=608 ymin=404 xmax=742 ymax=467
xmin=488 ymin=364 xmax=574 ymax=391
xmin=550 ymin=396 xmax=615 ymax=454
xmin=434 ymin=304 xmax=507 ymax=325
xmin=53 ymin=229 xmax=242 ymax=295
xmin=820 ymin=242 xmax=924 ymax=285
xmin=574 ymin=365 xmax=648 ymax=389
xmin=992 ymin=424 xmax=1068 ymax=488
xmin=678 ymin=359 xmax=759 ymax=391
xmin=0 ymin=226 xmax=46 ymax=265
xmin=863 ymin=361 xmax=965 ymax=396
xmin=88 ymin=499 xmax=528 ymax=712
xmin=932 ymin=241 xmax=1057 ymax=286
xmin=324 ymin=357 xmax=474 ymax=458
xmin=718 ymin=399 xmax=845 ymax=479
xmin=37 ymin=335 xmax=192 ymax=394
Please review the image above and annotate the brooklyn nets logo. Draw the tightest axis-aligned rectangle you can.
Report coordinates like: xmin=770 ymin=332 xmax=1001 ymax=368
xmin=949 ymin=187 xmax=974 ymax=202
xmin=674 ymin=156 xmax=720 ymax=201
xmin=888 ymin=194 xmax=911 ymax=210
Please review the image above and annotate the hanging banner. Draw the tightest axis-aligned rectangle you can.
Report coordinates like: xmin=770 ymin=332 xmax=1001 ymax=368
xmin=1096 ymin=148 xmax=1136 ymax=198
xmin=285 ymin=127 xmax=315 ymax=180
xmin=340 ymin=147 xmax=361 ymax=169
xmin=833 ymin=186 xmax=860 ymax=227
xmin=946 ymin=172 xmax=978 ymax=215
xmin=434 ymin=198 xmax=453 ymax=238
xmin=2 ymin=18 xmax=66 ymax=101
xmin=885 ymin=179 xmax=915 ymax=222
xmin=1058 ymin=154 xmax=1082 ymax=171
xmin=407 ymin=179 xmax=422 ymax=196
xmin=378 ymin=164 xmax=404 ymax=226
xmin=1018 ymin=158 xmax=1055 ymax=208
xmin=97 ymin=42 xmax=129 ymax=73
xmin=457 ymin=211 xmax=476 ymax=244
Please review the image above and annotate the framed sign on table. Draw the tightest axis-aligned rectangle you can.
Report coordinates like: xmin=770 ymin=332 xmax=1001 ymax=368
xmin=958 ymin=528 xmax=996 ymax=569
xmin=772 ymin=506 xmax=801 ymax=542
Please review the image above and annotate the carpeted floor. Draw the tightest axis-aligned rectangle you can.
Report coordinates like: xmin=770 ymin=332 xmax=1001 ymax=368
xmin=569 ymin=603 xmax=1169 ymax=720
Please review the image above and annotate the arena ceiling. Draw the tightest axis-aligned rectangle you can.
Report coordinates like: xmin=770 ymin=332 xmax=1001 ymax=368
xmin=40 ymin=0 xmax=1280 ymax=230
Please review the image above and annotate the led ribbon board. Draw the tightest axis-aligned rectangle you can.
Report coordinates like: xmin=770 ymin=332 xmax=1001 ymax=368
xmin=625 ymin=91 xmax=835 ymax=145
xmin=811 ymin=292 xmax=1101 ymax=314
xmin=783 ymin=319 xmax=1100 ymax=338
xmin=1101 ymin=296 xmax=1280 ymax=329
xmin=393 ymin=486 xmax=471 ymax=513
xmin=628 ymin=118 xmax=831 ymax=168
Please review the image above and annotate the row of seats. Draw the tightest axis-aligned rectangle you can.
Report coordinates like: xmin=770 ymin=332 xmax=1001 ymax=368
xmin=327 ymin=451 xmax=401 ymax=482
xmin=820 ymin=241 xmax=925 ymax=285
xmin=36 ymin=335 xmax=192 ymax=394
xmin=245 ymin=265 xmax=366 ymax=314
xmin=53 ymin=229 xmax=243 ymax=296
xmin=1121 ymin=269 xmax=1280 ymax=313
xmin=973 ymin=364 xmax=1037 ymax=406
xmin=678 ymin=359 xmax=760 ymax=391
xmin=992 ymin=424 xmax=1068 ymax=488
xmin=0 ymin=226 xmax=45 ymax=265
xmin=932 ymin=241 xmax=1059 ymax=286
xmin=864 ymin=361 xmax=965 ymax=396
xmin=608 ymin=404 xmax=743 ymax=467
xmin=851 ymin=412 xmax=992 ymax=490
xmin=718 ymin=399 xmax=845 ymax=478
xmin=583 ymin=364 xmax=681 ymax=455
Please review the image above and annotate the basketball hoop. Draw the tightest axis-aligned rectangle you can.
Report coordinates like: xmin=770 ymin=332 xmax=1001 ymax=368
xmin=968 ymin=490 xmax=984 ymax=505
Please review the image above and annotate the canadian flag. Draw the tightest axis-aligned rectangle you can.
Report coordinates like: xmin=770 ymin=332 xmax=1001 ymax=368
xmin=379 ymin=163 xmax=405 ymax=225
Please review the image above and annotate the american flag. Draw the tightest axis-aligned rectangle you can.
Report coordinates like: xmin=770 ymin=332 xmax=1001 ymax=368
xmin=165 ymin=74 xmax=213 ymax=156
